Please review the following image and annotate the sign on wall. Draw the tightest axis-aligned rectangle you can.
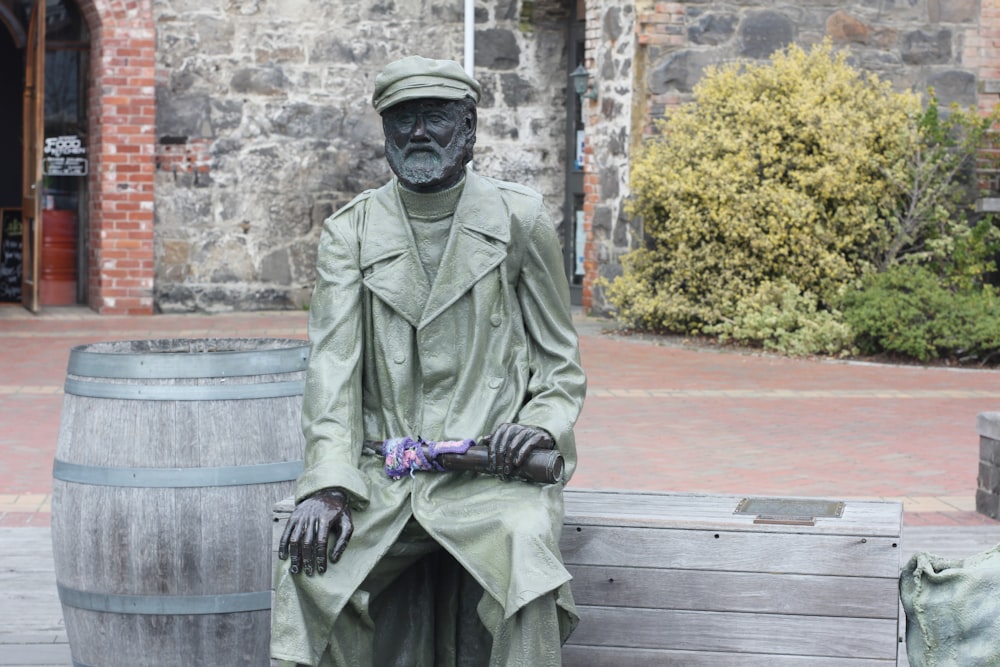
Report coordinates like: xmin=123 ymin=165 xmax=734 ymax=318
xmin=43 ymin=135 xmax=88 ymax=176
xmin=0 ymin=209 xmax=23 ymax=302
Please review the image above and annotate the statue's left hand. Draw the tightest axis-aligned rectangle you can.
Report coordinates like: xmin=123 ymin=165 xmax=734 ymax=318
xmin=487 ymin=423 xmax=554 ymax=481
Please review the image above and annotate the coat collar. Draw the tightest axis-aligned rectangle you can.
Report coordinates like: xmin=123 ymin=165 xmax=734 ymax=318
xmin=359 ymin=169 xmax=510 ymax=329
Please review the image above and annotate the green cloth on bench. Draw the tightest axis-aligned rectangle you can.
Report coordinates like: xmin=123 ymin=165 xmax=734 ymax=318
xmin=900 ymin=544 xmax=1000 ymax=667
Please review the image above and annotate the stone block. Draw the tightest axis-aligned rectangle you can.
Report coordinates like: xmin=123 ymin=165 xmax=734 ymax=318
xmin=600 ymin=166 xmax=619 ymax=201
xmin=826 ymin=11 xmax=870 ymax=45
xmin=976 ymin=489 xmax=1000 ymax=520
xmin=271 ymin=103 xmax=340 ymax=139
xmin=929 ymin=0 xmax=977 ymax=24
xmin=603 ymin=7 xmax=624 ymax=41
xmin=260 ymin=248 xmax=292 ymax=284
xmin=499 ymin=73 xmax=534 ymax=107
xmin=977 ymin=412 xmax=1000 ymax=442
xmin=230 ymin=66 xmax=287 ymax=96
xmin=980 ymin=461 xmax=1000 ymax=494
xmin=156 ymin=91 xmax=212 ymax=138
xmin=688 ymin=12 xmax=737 ymax=46
xmin=738 ymin=10 xmax=795 ymax=60
xmin=982 ymin=435 xmax=1000 ymax=467
xmin=210 ymin=99 xmax=244 ymax=134
xmin=649 ymin=49 xmax=715 ymax=94
xmin=162 ymin=239 xmax=191 ymax=266
xmin=901 ymin=29 xmax=952 ymax=66
xmin=926 ymin=70 xmax=977 ymax=106
xmin=592 ymin=206 xmax=613 ymax=234
xmin=475 ymin=29 xmax=520 ymax=69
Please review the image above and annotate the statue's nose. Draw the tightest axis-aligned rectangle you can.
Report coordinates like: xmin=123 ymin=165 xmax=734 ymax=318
xmin=411 ymin=116 xmax=429 ymax=140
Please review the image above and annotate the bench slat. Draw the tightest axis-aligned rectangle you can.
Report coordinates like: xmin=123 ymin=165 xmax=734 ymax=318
xmin=568 ymin=606 xmax=898 ymax=659
xmin=562 ymin=645 xmax=895 ymax=666
xmin=564 ymin=489 xmax=902 ymax=537
xmin=568 ymin=564 xmax=899 ymax=618
xmin=561 ymin=524 xmax=901 ymax=578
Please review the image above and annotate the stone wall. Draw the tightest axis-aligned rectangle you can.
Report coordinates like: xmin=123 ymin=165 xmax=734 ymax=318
xmin=152 ymin=0 xmax=572 ymax=312
xmin=583 ymin=0 xmax=986 ymax=314
xmin=579 ymin=0 xmax=643 ymax=309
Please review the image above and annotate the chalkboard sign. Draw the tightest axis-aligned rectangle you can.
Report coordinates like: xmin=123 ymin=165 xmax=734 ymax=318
xmin=0 ymin=209 xmax=23 ymax=302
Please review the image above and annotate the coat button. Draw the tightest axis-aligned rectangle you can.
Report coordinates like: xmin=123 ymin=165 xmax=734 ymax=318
xmin=488 ymin=377 xmax=503 ymax=389
xmin=393 ymin=353 xmax=406 ymax=364
xmin=490 ymin=314 xmax=502 ymax=327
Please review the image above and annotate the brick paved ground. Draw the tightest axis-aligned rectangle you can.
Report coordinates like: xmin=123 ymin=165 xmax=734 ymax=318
xmin=1 ymin=303 xmax=998 ymax=528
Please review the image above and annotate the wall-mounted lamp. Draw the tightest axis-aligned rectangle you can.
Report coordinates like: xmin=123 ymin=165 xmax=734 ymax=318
xmin=570 ymin=64 xmax=597 ymax=102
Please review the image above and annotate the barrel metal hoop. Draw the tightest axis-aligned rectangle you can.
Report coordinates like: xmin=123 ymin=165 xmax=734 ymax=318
xmin=63 ymin=378 xmax=305 ymax=400
xmin=52 ymin=459 xmax=304 ymax=487
xmin=57 ymin=583 xmax=272 ymax=615
xmin=67 ymin=343 xmax=309 ymax=379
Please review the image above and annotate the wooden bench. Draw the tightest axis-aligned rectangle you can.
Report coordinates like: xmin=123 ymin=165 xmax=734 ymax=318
xmin=272 ymin=489 xmax=903 ymax=665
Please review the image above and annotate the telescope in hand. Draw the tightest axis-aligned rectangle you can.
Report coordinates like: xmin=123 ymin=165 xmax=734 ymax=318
xmin=362 ymin=435 xmax=565 ymax=485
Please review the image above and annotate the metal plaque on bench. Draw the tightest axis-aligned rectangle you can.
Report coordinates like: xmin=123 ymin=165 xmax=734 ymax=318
xmin=734 ymin=497 xmax=845 ymax=526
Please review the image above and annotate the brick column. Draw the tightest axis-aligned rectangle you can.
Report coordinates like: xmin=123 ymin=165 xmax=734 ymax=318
xmin=81 ymin=0 xmax=157 ymax=315
xmin=579 ymin=5 xmax=599 ymax=311
xmin=971 ymin=0 xmax=1000 ymax=116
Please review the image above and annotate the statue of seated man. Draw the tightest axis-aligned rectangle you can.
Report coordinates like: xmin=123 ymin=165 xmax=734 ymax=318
xmin=270 ymin=55 xmax=587 ymax=667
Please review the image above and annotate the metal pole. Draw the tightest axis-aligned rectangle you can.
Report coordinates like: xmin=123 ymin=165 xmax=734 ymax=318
xmin=464 ymin=0 xmax=475 ymax=76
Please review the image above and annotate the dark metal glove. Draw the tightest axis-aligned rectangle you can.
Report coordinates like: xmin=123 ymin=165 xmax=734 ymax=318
xmin=487 ymin=423 xmax=554 ymax=481
xmin=278 ymin=487 xmax=353 ymax=576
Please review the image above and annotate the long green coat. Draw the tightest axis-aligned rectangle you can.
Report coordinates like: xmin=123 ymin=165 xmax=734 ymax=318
xmin=270 ymin=169 xmax=587 ymax=665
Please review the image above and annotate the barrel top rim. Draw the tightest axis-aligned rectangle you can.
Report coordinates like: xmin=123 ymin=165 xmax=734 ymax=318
xmin=66 ymin=338 xmax=310 ymax=379
xmin=69 ymin=337 xmax=310 ymax=356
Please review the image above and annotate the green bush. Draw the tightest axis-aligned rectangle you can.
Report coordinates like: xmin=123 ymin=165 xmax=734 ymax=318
xmin=606 ymin=39 xmax=1000 ymax=362
xmin=879 ymin=96 xmax=1000 ymax=284
xmin=841 ymin=264 xmax=1000 ymax=363
xmin=705 ymin=279 xmax=855 ymax=357
xmin=607 ymin=41 xmax=918 ymax=338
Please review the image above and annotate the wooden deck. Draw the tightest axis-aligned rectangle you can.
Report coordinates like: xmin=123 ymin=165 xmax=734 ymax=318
xmin=3 ymin=524 xmax=999 ymax=667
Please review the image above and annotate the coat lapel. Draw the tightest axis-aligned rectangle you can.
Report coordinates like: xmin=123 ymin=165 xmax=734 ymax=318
xmin=357 ymin=172 xmax=510 ymax=330
xmin=359 ymin=182 xmax=430 ymax=328
xmin=419 ymin=172 xmax=509 ymax=329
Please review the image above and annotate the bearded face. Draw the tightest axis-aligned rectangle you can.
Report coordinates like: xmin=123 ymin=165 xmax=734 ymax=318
xmin=382 ymin=98 xmax=476 ymax=193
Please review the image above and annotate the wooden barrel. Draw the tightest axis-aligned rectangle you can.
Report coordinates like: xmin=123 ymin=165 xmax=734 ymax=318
xmin=51 ymin=338 xmax=308 ymax=667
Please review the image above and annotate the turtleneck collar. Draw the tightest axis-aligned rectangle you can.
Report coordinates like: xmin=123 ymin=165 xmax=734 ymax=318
xmin=397 ymin=176 xmax=466 ymax=222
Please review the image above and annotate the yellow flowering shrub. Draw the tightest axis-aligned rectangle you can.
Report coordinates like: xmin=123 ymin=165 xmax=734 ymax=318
xmin=609 ymin=41 xmax=920 ymax=340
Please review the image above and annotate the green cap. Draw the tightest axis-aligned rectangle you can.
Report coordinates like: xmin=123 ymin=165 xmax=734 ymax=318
xmin=372 ymin=56 xmax=482 ymax=113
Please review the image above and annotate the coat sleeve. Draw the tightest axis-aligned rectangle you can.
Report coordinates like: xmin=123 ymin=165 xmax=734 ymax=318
xmin=513 ymin=202 xmax=588 ymax=481
xmin=295 ymin=210 xmax=371 ymax=508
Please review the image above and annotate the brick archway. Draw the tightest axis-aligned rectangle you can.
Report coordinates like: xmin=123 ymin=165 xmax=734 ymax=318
xmin=76 ymin=0 xmax=156 ymax=314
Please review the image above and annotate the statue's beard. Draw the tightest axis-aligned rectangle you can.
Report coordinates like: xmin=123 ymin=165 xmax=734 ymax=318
xmin=386 ymin=136 xmax=470 ymax=192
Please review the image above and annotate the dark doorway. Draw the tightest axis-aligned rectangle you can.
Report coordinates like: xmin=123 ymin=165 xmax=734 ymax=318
xmin=0 ymin=5 xmax=25 ymax=303
xmin=1 ymin=0 xmax=90 ymax=307
xmin=563 ymin=0 xmax=585 ymax=306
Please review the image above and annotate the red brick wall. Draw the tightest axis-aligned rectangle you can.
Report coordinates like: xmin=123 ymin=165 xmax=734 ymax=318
xmin=79 ymin=0 xmax=156 ymax=315
xmin=580 ymin=14 xmax=598 ymax=310
xmin=969 ymin=0 xmax=1000 ymax=116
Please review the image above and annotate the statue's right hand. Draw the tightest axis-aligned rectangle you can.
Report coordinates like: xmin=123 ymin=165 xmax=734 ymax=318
xmin=278 ymin=488 xmax=353 ymax=577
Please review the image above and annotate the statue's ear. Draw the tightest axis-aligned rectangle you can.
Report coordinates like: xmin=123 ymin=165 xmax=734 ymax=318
xmin=463 ymin=101 xmax=478 ymax=137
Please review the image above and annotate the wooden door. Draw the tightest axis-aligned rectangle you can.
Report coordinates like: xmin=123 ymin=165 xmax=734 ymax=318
xmin=20 ymin=0 xmax=45 ymax=312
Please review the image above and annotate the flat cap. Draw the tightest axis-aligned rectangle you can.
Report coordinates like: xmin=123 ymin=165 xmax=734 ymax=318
xmin=372 ymin=56 xmax=481 ymax=113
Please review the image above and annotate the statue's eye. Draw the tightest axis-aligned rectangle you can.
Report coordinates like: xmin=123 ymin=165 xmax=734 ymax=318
xmin=389 ymin=113 xmax=415 ymax=128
